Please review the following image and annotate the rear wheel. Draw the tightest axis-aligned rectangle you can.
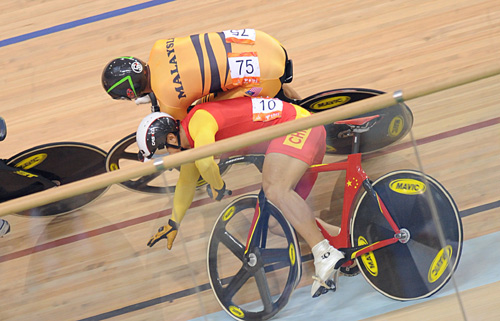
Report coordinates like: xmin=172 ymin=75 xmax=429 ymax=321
xmin=2 ymin=142 xmax=108 ymax=216
xmin=351 ymin=170 xmax=462 ymax=300
xmin=298 ymin=88 xmax=414 ymax=154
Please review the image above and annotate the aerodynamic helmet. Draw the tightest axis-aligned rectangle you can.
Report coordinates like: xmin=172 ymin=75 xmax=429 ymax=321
xmin=136 ymin=112 xmax=181 ymax=160
xmin=102 ymin=57 xmax=149 ymax=100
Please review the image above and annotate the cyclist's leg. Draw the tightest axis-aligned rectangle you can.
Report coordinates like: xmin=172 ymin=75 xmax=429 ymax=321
xmin=262 ymin=152 xmax=322 ymax=247
xmin=262 ymin=153 xmax=343 ymax=297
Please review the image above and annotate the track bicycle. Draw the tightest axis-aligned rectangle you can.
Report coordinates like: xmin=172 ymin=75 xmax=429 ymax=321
xmin=0 ymin=117 xmax=109 ymax=216
xmin=206 ymin=115 xmax=463 ymax=321
xmin=105 ymin=88 xmax=413 ymax=194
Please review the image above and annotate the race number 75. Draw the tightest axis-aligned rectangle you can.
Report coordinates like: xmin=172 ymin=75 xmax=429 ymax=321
xmin=228 ymin=52 xmax=261 ymax=86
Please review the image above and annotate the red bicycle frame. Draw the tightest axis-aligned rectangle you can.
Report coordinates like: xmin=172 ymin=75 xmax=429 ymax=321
xmin=310 ymin=152 xmax=401 ymax=262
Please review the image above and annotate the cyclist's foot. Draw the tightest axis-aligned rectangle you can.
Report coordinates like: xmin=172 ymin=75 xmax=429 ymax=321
xmin=311 ymin=239 xmax=344 ymax=298
xmin=0 ymin=219 xmax=11 ymax=237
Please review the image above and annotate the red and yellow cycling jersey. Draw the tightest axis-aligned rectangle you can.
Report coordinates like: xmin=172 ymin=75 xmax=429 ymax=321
xmin=170 ymin=97 xmax=325 ymax=224
xmin=148 ymin=29 xmax=288 ymax=120
xmin=182 ymin=96 xmax=326 ymax=176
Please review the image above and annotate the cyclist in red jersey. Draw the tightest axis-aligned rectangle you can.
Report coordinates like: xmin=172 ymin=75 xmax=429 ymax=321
xmin=139 ymin=97 xmax=344 ymax=297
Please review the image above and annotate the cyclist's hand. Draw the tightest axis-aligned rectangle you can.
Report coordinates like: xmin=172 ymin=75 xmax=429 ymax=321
xmin=147 ymin=219 xmax=178 ymax=250
xmin=206 ymin=181 xmax=232 ymax=201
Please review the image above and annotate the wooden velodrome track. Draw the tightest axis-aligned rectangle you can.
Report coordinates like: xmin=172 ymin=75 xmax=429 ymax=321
xmin=1 ymin=0 xmax=499 ymax=320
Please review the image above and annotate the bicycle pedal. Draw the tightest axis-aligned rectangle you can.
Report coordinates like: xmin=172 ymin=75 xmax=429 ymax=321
xmin=312 ymin=276 xmax=337 ymax=298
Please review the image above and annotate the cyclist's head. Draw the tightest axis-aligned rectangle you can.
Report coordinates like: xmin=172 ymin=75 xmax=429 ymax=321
xmin=102 ymin=57 xmax=149 ymax=100
xmin=136 ymin=112 xmax=182 ymax=161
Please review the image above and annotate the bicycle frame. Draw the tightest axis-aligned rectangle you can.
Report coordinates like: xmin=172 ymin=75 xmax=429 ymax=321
xmin=243 ymin=115 xmax=403 ymax=266
xmin=309 ymin=153 xmax=401 ymax=262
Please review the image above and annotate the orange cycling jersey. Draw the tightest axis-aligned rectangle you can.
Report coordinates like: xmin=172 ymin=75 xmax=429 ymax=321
xmin=148 ymin=29 xmax=289 ymax=119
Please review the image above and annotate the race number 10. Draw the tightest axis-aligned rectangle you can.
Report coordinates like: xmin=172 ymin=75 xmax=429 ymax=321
xmin=252 ymin=98 xmax=283 ymax=122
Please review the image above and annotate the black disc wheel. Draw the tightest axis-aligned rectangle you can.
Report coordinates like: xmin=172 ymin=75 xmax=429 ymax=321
xmin=2 ymin=142 xmax=108 ymax=216
xmin=351 ymin=170 xmax=463 ymax=300
xmin=298 ymin=88 xmax=414 ymax=154
xmin=207 ymin=195 xmax=301 ymax=320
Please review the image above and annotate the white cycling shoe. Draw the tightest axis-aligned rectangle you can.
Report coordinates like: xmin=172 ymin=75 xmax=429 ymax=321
xmin=311 ymin=239 xmax=344 ymax=298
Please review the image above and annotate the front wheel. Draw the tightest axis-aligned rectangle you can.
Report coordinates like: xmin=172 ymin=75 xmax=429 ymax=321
xmin=207 ymin=194 xmax=301 ymax=321
xmin=351 ymin=170 xmax=462 ymax=300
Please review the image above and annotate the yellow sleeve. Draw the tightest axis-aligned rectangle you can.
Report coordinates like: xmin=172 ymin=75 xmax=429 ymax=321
xmin=171 ymin=162 xmax=200 ymax=224
xmin=188 ymin=109 xmax=224 ymax=190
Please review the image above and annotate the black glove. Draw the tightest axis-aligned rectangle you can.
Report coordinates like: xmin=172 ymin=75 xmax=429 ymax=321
xmin=147 ymin=219 xmax=179 ymax=250
xmin=206 ymin=181 xmax=231 ymax=201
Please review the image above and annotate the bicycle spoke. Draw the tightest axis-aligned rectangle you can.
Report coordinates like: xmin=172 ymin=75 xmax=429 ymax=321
xmin=254 ymin=266 xmax=274 ymax=313
xmin=222 ymin=267 xmax=252 ymax=303
xmin=216 ymin=229 xmax=246 ymax=259
xmin=260 ymin=248 xmax=290 ymax=265
xmin=124 ymin=172 xmax=164 ymax=188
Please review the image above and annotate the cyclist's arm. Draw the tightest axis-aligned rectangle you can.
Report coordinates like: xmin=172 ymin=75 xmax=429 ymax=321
xmin=171 ymin=162 xmax=200 ymax=224
xmin=188 ymin=109 xmax=224 ymax=190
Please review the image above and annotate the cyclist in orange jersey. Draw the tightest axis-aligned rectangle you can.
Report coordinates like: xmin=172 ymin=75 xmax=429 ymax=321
xmin=102 ymin=29 xmax=300 ymax=120
xmin=138 ymin=97 xmax=345 ymax=298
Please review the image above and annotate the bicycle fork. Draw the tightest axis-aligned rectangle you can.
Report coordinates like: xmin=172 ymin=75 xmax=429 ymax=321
xmin=244 ymin=189 xmax=269 ymax=255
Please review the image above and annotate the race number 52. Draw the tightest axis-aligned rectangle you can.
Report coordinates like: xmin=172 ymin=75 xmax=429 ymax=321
xmin=223 ymin=29 xmax=256 ymax=44
xmin=228 ymin=52 xmax=261 ymax=86
xmin=252 ymin=98 xmax=283 ymax=122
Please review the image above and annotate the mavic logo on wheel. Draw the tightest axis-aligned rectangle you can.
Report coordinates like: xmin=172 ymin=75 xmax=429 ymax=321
xmin=14 ymin=170 xmax=38 ymax=178
xmin=289 ymin=243 xmax=296 ymax=266
xmin=229 ymin=305 xmax=245 ymax=318
xmin=358 ymin=236 xmax=378 ymax=276
xmin=309 ymin=96 xmax=351 ymax=110
xmin=14 ymin=153 xmax=47 ymax=169
xmin=388 ymin=116 xmax=404 ymax=137
xmin=389 ymin=179 xmax=426 ymax=195
xmin=428 ymin=245 xmax=452 ymax=283
xmin=222 ymin=206 xmax=235 ymax=221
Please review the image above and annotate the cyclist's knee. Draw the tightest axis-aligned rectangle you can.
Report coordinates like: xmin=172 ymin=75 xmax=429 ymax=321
xmin=263 ymin=183 xmax=290 ymax=207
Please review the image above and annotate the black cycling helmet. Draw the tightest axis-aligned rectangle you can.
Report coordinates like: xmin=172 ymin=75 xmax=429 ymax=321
xmin=136 ymin=112 xmax=184 ymax=161
xmin=102 ymin=57 xmax=149 ymax=100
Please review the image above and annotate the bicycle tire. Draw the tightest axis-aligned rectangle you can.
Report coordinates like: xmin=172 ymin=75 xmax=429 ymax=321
xmin=351 ymin=170 xmax=463 ymax=300
xmin=207 ymin=194 xmax=301 ymax=321
xmin=2 ymin=142 xmax=108 ymax=216
xmin=298 ymin=88 xmax=414 ymax=154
